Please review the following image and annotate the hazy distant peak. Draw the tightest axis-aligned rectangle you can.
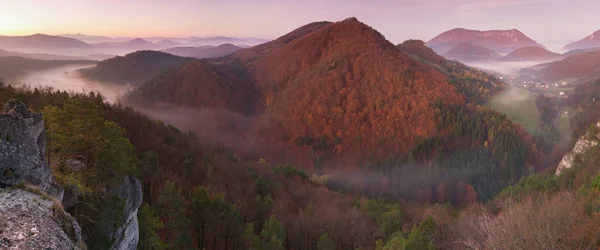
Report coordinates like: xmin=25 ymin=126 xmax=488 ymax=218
xmin=129 ymin=38 xmax=150 ymax=43
xmin=427 ymin=28 xmax=542 ymax=54
xmin=501 ymin=46 xmax=561 ymax=61
xmin=564 ymin=29 xmax=600 ymax=50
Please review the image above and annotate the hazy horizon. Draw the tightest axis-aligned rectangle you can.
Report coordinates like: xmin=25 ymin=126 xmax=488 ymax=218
xmin=1 ymin=0 xmax=599 ymax=48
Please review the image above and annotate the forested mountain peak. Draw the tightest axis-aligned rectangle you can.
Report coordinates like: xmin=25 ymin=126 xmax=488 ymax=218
xmin=396 ymin=39 xmax=447 ymax=64
xmin=126 ymin=18 xmax=540 ymax=206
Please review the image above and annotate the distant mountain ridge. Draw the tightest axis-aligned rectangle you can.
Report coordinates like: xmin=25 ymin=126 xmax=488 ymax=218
xmin=79 ymin=50 xmax=193 ymax=85
xmin=521 ymin=50 xmax=600 ymax=82
xmin=162 ymin=44 xmax=242 ymax=59
xmin=427 ymin=28 xmax=544 ymax=54
xmin=500 ymin=46 xmax=562 ymax=61
xmin=0 ymin=48 xmax=93 ymax=61
xmin=563 ymin=30 xmax=600 ymax=51
xmin=91 ymin=38 xmax=158 ymax=50
xmin=0 ymin=34 xmax=90 ymax=49
xmin=60 ymin=33 xmax=270 ymax=46
xmin=443 ymin=42 xmax=501 ymax=62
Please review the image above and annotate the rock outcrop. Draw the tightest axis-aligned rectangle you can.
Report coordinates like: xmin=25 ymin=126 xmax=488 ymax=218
xmin=107 ymin=175 xmax=143 ymax=250
xmin=555 ymin=122 xmax=600 ymax=176
xmin=0 ymin=188 xmax=82 ymax=249
xmin=0 ymin=99 xmax=142 ymax=250
xmin=0 ymin=99 xmax=63 ymax=199
xmin=0 ymin=99 xmax=81 ymax=248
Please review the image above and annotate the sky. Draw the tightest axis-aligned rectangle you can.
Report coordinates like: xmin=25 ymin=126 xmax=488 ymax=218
xmin=0 ymin=0 xmax=599 ymax=48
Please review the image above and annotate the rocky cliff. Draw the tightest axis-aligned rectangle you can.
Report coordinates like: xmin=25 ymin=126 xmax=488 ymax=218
xmin=0 ymin=99 xmax=81 ymax=249
xmin=106 ymin=175 xmax=143 ymax=250
xmin=555 ymin=122 xmax=600 ymax=176
xmin=0 ymin=99 xmax=142 ymax=249
xmin=0 ymin=99 xmax=63 ymax=198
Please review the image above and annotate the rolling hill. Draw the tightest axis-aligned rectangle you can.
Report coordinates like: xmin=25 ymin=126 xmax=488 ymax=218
xmin=0 ymin=34 xmax=90 ymax=49
xmin=521 ymin=50 xmax=600 ymax=82
xmin=162 ymin=44 xmax=242 ymax=58
xmin=443 ymin=42 xmax=501 ymax=62
xmin=427 ymin=28 xmax=544 ymax=54
xmin=500 ymin=46 xmax=562 ymax=61
xmin=563 ymin=30 xmax=600 ymax=51
xmin=0 ymin=48 xmax=91 ymax=61
xmin=155 ymin=40 xmax=181 ymax=48
xmin=79 ymin=50 xmax=193 ymax=85
xmin=91 ymin=38 xmax=158 ymax=51
xmin=0 ymin=56 xmax=95 ymax=80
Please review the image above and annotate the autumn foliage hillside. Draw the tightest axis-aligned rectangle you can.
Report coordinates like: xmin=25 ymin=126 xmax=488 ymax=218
xmin=127 ymin=18 xmax=541 ymax=203
xmin=396 ymin=39 xmax=447 ymax=64
xmin=130 ymin=18 xmax=465 ymax=165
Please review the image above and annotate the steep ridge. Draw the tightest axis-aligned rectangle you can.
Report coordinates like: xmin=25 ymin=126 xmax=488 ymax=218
xmin=396 ymin=39 xmax=504 ymax=104
xmin=564 ymin=30 xmax=600 ymax=51
xmin=501 ymin=46 xmax=562 ymax=61
xmin=79 ymin=50 xmax=193 ymax=86
xmin=443 ymin=42 xmax=501 ymax=62
xmin=427 ymin=28 xmax=544 ymax=54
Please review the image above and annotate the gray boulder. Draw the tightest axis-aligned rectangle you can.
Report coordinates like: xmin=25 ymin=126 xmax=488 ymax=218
xmin=0 ymin=188 xmax=83 ymax=250
xmin=0 ymin=99 xmax=63 ymax=199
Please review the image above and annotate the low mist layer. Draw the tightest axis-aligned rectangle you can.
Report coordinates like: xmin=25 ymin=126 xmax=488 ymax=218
xmin=12 ymin=64 xmax=132 ymax=103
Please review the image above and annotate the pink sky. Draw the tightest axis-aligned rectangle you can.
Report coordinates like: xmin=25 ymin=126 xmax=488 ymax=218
xmin=0 ymin=0 xmax=598 ymax=47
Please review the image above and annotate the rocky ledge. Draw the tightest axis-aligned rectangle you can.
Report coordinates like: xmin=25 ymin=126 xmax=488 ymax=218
xmin=0 ymin=188 xmax=82 ymax=249
xmin=555 ymin=122 xmax=600 ymax=176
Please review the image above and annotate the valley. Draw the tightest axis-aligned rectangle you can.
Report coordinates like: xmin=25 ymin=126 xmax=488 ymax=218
xmin=2 ymin=6 xmax=600 ymax=249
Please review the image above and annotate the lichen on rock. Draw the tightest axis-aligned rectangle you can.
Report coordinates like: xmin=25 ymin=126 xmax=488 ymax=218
xmin=0 ymin=188 xmax=82 ymax=249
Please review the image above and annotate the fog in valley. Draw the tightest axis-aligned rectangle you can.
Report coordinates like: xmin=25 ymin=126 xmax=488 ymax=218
xmin=11 ymin=64 xmax=132 ymax=103
xmin=464 ymin=60 xmax=553 ymax=75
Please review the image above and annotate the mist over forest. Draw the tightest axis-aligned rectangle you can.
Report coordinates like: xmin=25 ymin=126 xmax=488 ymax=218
xmin=2 ymin=2 xmax=600 ymax=249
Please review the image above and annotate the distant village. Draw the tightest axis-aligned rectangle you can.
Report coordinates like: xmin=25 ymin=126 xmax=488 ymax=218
xmin=499 ymin=75 xmax=573 ymax=98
